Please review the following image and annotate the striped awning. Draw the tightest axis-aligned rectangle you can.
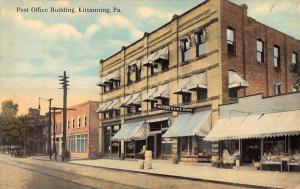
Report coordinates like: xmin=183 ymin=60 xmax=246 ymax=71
xmin=153 ymin=84 xmax=169 ymax=99
xmin=127 ymin=92 xmax=141 ymax=106
xmin=204 ymin=109 xmax=300 ymax=141
xmin=187 ymin=72 xmax=207 ymax=90
xmin=96 ymin=101 xmax=113 ymax=113
xmin=163 ymin=110 xmax=211 ymax=138
xmin=173 ymin=77 xmax=192 ymax=94
xmin=97 ymin=70 xmax=120 ymax=86
xmin=143 ymin=87 xmax=158 ymax=102
xmin=229 ymin=71 xmax=249 ymax=88
xmin=111 ymin=121 xmax=148 ymax=141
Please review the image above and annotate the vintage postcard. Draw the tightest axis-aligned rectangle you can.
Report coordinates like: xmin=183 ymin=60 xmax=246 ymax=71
xmin=0 ymin=0 xmax=300 ymax=188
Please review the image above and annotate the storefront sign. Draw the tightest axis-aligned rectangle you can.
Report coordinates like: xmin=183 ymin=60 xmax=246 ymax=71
xmin=155 ymin=104 xmax=193 ymax=113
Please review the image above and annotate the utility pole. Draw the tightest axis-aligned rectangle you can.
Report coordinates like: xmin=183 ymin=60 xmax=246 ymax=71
xmin=59 ymin=71 xmax=69 ymax=161
xmin=39 ymin=97 xmax=53 ymax=160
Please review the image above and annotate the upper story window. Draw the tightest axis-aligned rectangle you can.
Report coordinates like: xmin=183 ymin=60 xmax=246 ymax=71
xmin=256 ymin=39 xmax=264 ymax=63
xmin=195 ymin=29 xmax=207 ymax=57
xmin=72 ymin=118 xmax=75 ymax=128
xmin=161 ymin=98 xmax=169 ymax=106
xmin=182 ymin=93 xmax=191 ymax=104
xmin=197 ymin=88 xmax=207 ymax=101
xmin=273 ymin=45 xmax=280 ymax=68
xmin=227 ymin=28 xmax=235 ymax=54
xmin=67 ymin=121 xmax=70 ymax=129
xmin=292 ymin=52 xmax=297 ymax=64
xmin=78 ymin=117 xmax=81 ymax=128
xmin=84 ymin=116 xmax=87 ymax=127
xmin=135 ymin=65 xmax=141 ymax=81
xmin=127 ymin=70 xmax=133 ymax=84
xmin=180 ymin=37 xmax=191 ymax=63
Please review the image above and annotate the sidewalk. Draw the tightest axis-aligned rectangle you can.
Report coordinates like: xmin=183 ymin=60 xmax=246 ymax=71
xmin=68 ymin=158 xmax=300 ymax=189
xmin=28 ymin=155 xmax=300 ymax=188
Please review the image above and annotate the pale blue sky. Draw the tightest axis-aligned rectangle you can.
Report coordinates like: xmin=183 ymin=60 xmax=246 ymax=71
xmin=0 ymin=0 xmax=299 ymax=114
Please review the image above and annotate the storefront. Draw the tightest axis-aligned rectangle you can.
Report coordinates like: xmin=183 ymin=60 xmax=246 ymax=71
xmin=205 ymin=109 xmax=300 ymax=170
xmin=103 ymin=124 xmax=121 ymax=158
xmin=163 ymin=109 xmax=212 ymax=162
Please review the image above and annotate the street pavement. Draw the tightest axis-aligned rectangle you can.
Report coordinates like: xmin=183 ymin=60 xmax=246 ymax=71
xmin=1 ymin=154 xmax=300 ymax=189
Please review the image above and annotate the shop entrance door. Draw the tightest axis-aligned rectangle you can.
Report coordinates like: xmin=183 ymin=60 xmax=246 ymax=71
xmin=242 ymin=139 xmax=261 ymax=163
xmin=147 ymin=136 xmax=154 ymax=157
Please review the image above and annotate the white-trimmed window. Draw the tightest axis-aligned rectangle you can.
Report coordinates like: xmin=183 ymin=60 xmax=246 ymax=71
xmin=273 ymin=45 xmax=280 ymax=68
xmin=72 ymin=117 xmax=75 ymax=128
xmin=227 ymin=28 xmax=235 ymax=54
xmin=78 ymin=117 xmax=81 ymax=128
xmin=84 ymin=116 xmax=87 ymax=127
xmin=292 ymin=52 xmax=297 ymax=64
xmin=256 ymin=39 xmax=264 ymax=63
xmin=195 ymin=29 xmax=207 ymax=57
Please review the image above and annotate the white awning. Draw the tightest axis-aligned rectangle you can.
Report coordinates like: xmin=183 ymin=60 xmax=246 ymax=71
xmin=120 ymin=95 xmax=132 ymax=107
xmin=96 ymin=101 xmax=113 ymax=113
xmin=143 ymin=87 xmax=158 ymax=102
xmin=97 ymin=70 xmax=120 ymax=86
xmin=127 ymin=92 xmax=141 ymax=106
xmin=111 ymin=121 xmax=148 ymax=141
xmin=229 ymin=71 xmax=249 ymax=88
xmin=142 ymin=54 xmax=157 ymax=67
xmin=126 ymin=60 xmax=141 ymax=73
xmin=153 ymin=84 xmax=169 ymax=99
xmin=173 ymin=77 xmax=192 ymax=94
xmin=187 ymin=72 xmax=207 ymax=90
xmin=204 ymin=110 xmax=300 ymax=141
xmin=152 ymin=46 xmax=169 ymax=62
xmin=163 ymin=110 xmax=211 ymax=138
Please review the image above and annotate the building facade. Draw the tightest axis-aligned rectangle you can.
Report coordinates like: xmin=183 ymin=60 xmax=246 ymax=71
xmin=26 ymin=108 xmax=48 ymax=155
xmin=52 ymin=101 xmax=99 ymax=159
xmin=97 ymin=0 xmax=300 ymax=162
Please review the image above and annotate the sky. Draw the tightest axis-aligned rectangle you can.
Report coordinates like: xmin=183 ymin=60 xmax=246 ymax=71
xmin=0 ymin=0 xmax=300 ymax=115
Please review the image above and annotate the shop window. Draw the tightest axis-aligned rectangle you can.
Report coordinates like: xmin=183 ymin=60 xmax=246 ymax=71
xmin=180 ymin=37 xmax=191 ymax=63
xmin=104 ymin=127 xmax=111 ymax=154
xmin=197 ymin=88 xmax=207 ymax=101
xmin=182 ymin=93 xmax=191 ymax=104
xmin=195 ymin=29 xmax=206 ymax=57
xmin=256 ymin=39 xmax=264 ymax=63
xmin=149 ymin=122 xmax=161 ymax=131
xmin=229 ymin=88 xmax=238 ymax=101
xmin=273 ymin=45 xmax=280 ymax=68
xmin=227 ymin=28 xmax=235 ymax=54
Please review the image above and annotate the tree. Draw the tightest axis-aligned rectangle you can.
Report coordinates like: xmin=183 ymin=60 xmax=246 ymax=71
xmin=0 ymin=100 xmax=20 ymax=148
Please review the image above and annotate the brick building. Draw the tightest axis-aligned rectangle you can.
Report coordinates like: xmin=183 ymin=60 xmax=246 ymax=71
xmin=52 ymin=101 xmax=99 ymax=159
xmin=97 ymin=0 xmax=300 ymax=161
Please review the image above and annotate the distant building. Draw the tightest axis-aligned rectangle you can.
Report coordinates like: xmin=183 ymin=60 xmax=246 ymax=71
xmin=26 ymin=108 xmax=48 ymax=155
xmin=97 ymin=0 xmax=300 ymax=161
xmin=51 ymin=101 xmax=99 ymax=159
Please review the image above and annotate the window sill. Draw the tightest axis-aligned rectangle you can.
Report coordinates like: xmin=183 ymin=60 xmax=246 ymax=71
xmin=148 ymin=68 xmax=171 ymax=78
xmin=103 ymin=87 xmax=121 ymax=94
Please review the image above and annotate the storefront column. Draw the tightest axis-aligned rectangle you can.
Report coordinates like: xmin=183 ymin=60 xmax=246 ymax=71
xmin=288 ymin=136 xmax=291 ymax=155
xmin=239 ymin=139 xmax=242 ymax=156
xmin=154 ymin=135 xmax=157 ymax=159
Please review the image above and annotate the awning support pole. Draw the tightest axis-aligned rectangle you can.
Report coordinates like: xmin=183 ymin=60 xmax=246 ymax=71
xmin=260 ymin=138 xmax=264 ymax=161
xmin=239 ymin=139 xmax=242 ymax=157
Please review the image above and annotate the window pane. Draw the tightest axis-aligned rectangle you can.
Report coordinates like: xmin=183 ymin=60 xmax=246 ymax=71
xmin=292 ymin=53 xmax=297 ymax=64
xmin=274 ymin=46 xmax=279 ymax=57
xmin=257 ymin=40 xmax=263 ymax=52
xmin=227 ymin=28 xmax=234 ymax=42
xmin=257 ymin=52 xmax=262 ymax=62
xmin=198 ymin=43 xmax=205 ymax=56
xmin=274 ymin=57 xmax=278 ymax=67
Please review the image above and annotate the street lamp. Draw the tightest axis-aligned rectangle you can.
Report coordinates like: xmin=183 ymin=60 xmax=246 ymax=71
xmin=38 ymin=97 xmax=53 ymax=160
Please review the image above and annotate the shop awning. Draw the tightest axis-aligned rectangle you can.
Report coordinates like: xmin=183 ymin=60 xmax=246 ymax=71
xmin=111 ymin=121 xmax=148 ymax=141
xmin=204 ymin=110 xmax=300 ymax=141
xmin=120 ymin=95 xmax=132 ymax=107
xmin=96 ymin=101 xmax=113 ymax=113
xmin=173 ymin=77 xmax=192 ymax=94
xmin=143 ymin=87 xmax=158 ymax=102
xmin=162 ymin=110 xmax=211 ymax=138
xmin=153 ymin=84 xmax=169 ymax=99
xmin=127 ymin=92 xmax=141 ymax=106
xmin=152 ymin=46 xmax=169 ymax=62
xmin=229 ymin=71 xmax=249 ymax=88
xmin=97 ymin=70 xmax=120 ymax=86
xmin=107 ymin=99 xmax=121 ymax=110
xmin=187 ymin=72 xmax=207 ymax=91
